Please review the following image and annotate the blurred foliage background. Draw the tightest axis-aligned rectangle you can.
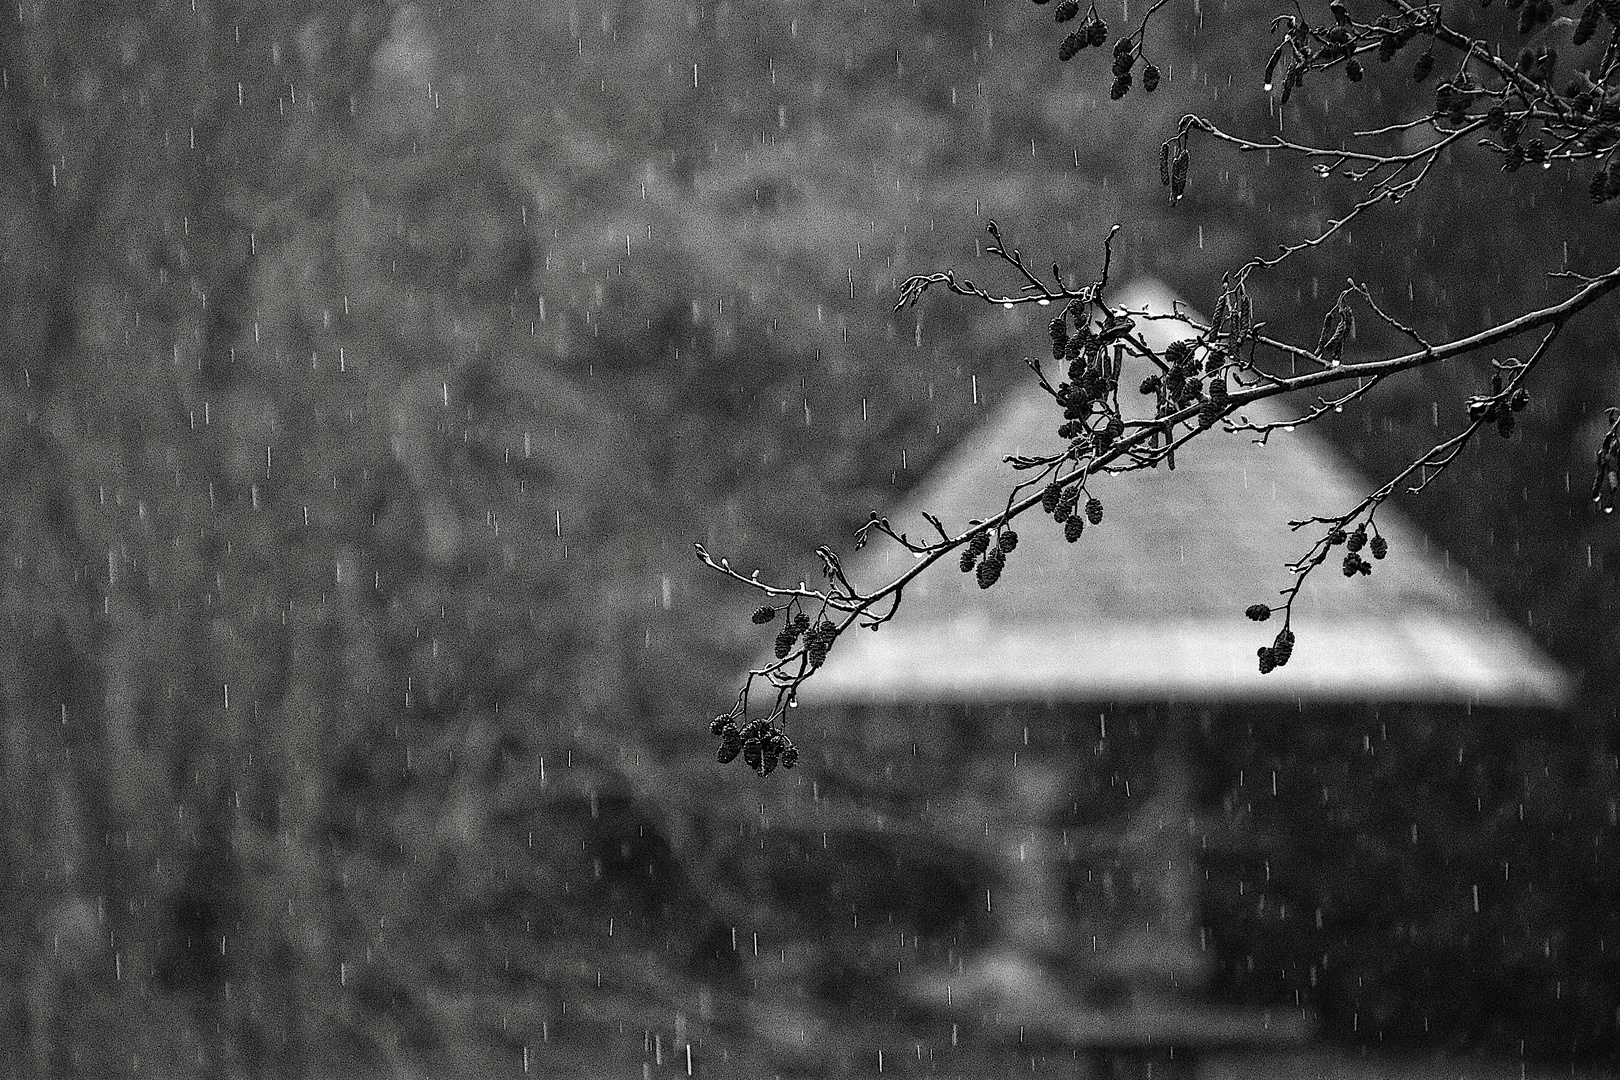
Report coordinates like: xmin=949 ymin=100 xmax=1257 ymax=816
xmin=1 ymin=0 xmax=1617 ymax=1076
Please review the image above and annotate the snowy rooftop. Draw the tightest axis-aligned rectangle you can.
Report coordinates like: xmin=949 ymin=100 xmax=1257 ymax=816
xmin=793 ymin=280 xmax=1572 ymax=708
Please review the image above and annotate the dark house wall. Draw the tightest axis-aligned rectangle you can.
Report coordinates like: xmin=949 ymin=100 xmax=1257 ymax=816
xmin=772 ymin=698 xmax=1616 ymax=1059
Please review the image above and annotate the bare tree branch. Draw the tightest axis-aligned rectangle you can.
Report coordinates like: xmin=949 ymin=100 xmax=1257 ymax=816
xmin=699 ymin=0 xmax=1620 ymax=774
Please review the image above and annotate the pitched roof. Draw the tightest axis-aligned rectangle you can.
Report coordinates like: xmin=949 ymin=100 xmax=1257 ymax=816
xmin=795 ymin=280 xmax=1572 ymax=708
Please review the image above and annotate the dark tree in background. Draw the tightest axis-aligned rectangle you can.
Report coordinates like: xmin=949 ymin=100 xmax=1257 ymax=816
xmin=1 ymin=6 xmax=406 ymax=1072
xmin=0 ymin=3 xmax=699 ymax=1075
xmin=3 ymin=2 xmax=1090 ymax=1075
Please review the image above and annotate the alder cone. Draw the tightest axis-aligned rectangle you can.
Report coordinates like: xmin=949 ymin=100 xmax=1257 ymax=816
xmin=773 ymin=626 xmax=796 ymax=658
xmin=1575 ymin=0 xmax=1600 ymax=43
xmin=1170 ymin=150 xmax=1190 ymax=197
xmin=1271 ymin=628 xmax=1295 ymax=666
xmin=976 ymin=550 xmax=1006 ymax=589
xmin=1593 ymin=166 xmax=1615 ymax=203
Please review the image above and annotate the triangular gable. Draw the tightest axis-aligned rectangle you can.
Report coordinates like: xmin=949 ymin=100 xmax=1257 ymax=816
xmin=795 ymin=280 xmax=1572 ymax=707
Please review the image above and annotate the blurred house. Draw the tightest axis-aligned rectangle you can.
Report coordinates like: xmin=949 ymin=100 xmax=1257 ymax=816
xmin=774 ymin=280 xmax=1572 ymax=1075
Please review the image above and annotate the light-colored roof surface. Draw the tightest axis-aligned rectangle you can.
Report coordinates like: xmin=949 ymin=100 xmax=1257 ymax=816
xmin=796 ymin=280 xmax=1572 ymax=708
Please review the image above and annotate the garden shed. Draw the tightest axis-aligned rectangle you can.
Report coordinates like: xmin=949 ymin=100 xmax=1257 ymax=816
xmin=774 ymin=280 xmax=1574 ymax=1077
